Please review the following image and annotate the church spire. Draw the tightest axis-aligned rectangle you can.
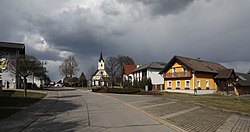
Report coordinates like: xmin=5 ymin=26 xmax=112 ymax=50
xmin=99 ymin=51 xmax=104 ymax=62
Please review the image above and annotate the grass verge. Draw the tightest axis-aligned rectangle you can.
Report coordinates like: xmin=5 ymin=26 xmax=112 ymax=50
xmin=0 ymin=90 xmax=46 ymax=120
xmin=163 ymin=92 xmax=250 ymax=115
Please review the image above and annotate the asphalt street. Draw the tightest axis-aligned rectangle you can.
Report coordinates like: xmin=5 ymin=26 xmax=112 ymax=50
xmin=0 ymin=87 xmax=176 ymax=132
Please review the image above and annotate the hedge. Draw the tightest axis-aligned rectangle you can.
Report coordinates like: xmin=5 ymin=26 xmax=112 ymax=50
xmin=92 ymin=88 xmax=140 ymax=94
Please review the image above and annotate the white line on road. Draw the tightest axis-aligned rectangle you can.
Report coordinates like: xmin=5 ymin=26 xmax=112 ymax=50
xmin=140 ymin=102 xmax=176 ymax=109
xmin=161 ymin=106 xmax=201 ymax=119
xmin=129 ymin=99 xmax=159 ymax=104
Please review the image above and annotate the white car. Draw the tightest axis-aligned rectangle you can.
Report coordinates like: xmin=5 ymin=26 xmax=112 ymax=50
xmin=54 ymin=83 xmax=62 ymax=87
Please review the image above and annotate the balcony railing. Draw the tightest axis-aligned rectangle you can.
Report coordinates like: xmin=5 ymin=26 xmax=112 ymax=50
xmin=164 ymin=72 xmax=192 ymax=78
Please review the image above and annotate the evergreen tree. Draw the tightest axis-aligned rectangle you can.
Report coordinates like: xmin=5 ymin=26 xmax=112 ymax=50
xmin=79 ymin=72 xmax=87 ymax=87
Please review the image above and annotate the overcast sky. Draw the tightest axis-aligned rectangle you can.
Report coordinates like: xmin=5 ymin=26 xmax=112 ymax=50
xmin=1 ymin=0 xmax=250 ymax=81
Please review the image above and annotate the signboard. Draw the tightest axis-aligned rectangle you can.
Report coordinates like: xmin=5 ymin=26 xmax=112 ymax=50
xmin=0 ymin=58 xmax=7 ymax=70
xmin=0 ymin=52 xmax=8 ymax=71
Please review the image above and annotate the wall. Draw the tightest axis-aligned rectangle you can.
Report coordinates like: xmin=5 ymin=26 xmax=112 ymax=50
xmin=165 ymin=79 xmax=193 ymax=90
xmin=195 ymin=73 xmax=217 ymax=90
xmin=147 ymin=69 xmax=164 ymax=85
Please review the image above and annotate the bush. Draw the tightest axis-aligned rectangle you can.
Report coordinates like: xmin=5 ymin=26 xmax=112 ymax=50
xmin=123 ymin=80 xmax=132 ymax=88
xmin=106 ymin=88 xmax=140 ymax=94
xmin=132 ymin=78 xmax=153 ymax=91
xmin=91 ymin=87 xmax=105 ymax=92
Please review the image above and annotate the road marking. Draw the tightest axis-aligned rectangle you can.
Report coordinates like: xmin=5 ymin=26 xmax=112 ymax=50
xmin=140 ymin=102 xmax=176 ymax=109
xmin=161 ymin=106 xmax=201 ymax=119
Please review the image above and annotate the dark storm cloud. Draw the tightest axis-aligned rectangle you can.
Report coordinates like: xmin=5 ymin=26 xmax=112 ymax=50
xmin=136 ymin=0 xmax=194 ymax=16
xmin=23 ymin=6 xmax=124 ymax=59
xmin=1 ymin=0 xmax=250 ymax=80
xmin=118 ymin=0 xmax=194 ymax=17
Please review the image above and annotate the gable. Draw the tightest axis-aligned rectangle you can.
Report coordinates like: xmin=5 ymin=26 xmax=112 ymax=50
xmin=160 ymin=55 xmax=227 ymax=74
xmin=92 ymin=69 xmax=108 ymax=77
xmin=166 ymin=61 xmax=190 ymax=73
xmin=161 ymin=58 xmax=191 ymax=74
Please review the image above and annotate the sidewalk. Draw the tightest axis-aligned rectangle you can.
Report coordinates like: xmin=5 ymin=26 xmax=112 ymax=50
xmin=0 ymin=89 xmax=58 ymax=132
xmin=106 ymin=93 xmax=250 ymax=132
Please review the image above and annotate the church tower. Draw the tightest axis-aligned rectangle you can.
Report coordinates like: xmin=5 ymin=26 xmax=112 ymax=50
xmin=98 ymin=52 xmax=105 ymax=70
xmin=92 ymin=51 xmax=109 ymax=87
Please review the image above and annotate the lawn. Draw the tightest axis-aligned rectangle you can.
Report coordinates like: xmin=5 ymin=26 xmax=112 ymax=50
xmin=0 ymin=90 xmax=46 ymax=120
xmin=163 ymin=92 xmax=250 ymax=115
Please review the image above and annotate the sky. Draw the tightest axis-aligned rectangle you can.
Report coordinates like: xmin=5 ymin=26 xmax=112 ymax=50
xmin=0 ymin=0 xmax=250 ymax=81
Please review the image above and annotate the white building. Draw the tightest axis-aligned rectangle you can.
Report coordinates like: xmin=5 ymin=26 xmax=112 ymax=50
xmin=131 ymin=62 xmax=166 ymax=90
xmin=91 ymin=52 xmax=109 ymax=87
xmin=0 ymin=42 xmax=25 ymax=89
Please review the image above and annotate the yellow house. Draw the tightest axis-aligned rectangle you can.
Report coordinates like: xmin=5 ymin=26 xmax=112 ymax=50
xmin=160 ymin=56 xmax=236 ymax=93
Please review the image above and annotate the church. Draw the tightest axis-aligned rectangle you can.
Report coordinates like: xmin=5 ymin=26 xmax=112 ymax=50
xmin=91 ymin=52 xmax=109 ymax=87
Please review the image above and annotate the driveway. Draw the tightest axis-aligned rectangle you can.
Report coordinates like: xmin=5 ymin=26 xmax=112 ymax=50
xmin=0 ymin=87 xmax=175 ymax=132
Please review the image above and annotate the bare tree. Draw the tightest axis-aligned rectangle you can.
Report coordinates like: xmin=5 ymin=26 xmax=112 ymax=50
xmin=8 ymin=55 xmax=41 ymax=97
xmin=105 ymin=55 xmax=135 ymax=86
xmin=33 ymin=64 xmax=47 ymax=89
xmin=59 ymin=55 xmax=79 ymax=78
xmin=117 ymin=55 xmax=135 ymax=65
xmin=117 ymin=55 xmax=135 ymax=85
xmin=86 ymin=65 xmax=96 ymax=80
xmin=105 ymin=57 xmax=120 ymax=86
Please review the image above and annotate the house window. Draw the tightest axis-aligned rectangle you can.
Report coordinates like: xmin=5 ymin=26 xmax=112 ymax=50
xmin=197 ymin=80 xmax=201 ymax=88
xmin=172 ymin=68 xmax=176 ymax=76
xmin=185 ymin=80 xmax=190 ymax=87
xmin=176 ymin=80 xmax=180 ymax=88
xmin=206 ymin=80 xmax=209 ymax=88
xmin=168 ymin=81 xmax=172 ymax=87
xmin=183 ymin=68 xmax=186 ymax=72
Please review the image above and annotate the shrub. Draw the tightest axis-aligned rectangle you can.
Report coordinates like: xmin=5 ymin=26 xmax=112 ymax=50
xmin=123 ymin=80 xmax=132 ymax=88
xmin=106 ymin=88 xmax=140 ymax=94
xmin=132 ymin=78 xmax=153 ymax=91
xmin=91 ymin=87 xmax=105 ymax=92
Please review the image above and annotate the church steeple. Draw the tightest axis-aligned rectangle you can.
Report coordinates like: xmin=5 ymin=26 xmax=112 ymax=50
xmin=99 ymin=51 xmax=104 ymax=62
xmin=98 ymin=51 xmax=105 ymax=70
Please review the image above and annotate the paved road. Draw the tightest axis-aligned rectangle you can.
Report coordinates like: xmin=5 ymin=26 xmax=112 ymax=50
xmin=2 ymin=88 xmax=249 ymax=132
xmin=0 ymin=87 xmax=175 ymax=132
xmin=106 ymin=93 xmax=250 ymax=132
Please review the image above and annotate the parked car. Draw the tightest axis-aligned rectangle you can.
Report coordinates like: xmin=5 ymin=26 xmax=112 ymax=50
xmin=54 ymin=83 xmax=62 ymax=87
